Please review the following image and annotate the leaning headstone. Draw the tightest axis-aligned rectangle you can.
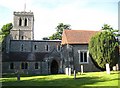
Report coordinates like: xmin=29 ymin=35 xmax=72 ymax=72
xmin=106 ymin=63 xmax=110 ymax=74
xmin=74 ymin=70 xmax=76 ymax=79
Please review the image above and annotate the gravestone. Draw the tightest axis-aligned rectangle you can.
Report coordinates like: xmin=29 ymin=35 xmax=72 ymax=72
xmin=69 ymin=68 xmax=71 ymax=76
xmin=116 ymin=64 xmax=119 ymax=71
xmin=80 ymin=64 xmax=83 ymax=74
xmin=113 ymin=66 xmax=116 ymax=71
xmin=65 ymin=68 xmax=69 ymax=75
xmin=106 ymin=63 xmax=110 ymax=74
xmin=65 ymin=67 xmax=71 ymax=76
xmin=74 ymin=70 xmax=76 ymax=79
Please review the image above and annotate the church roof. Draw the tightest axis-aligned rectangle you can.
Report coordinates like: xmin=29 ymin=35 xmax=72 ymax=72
xmin=61 ymin=30 xmax=98 ymax=45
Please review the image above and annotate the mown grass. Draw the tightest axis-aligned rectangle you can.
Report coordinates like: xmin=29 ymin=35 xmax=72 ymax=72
xmin=1 ymin=71 xmax=120 ymax=88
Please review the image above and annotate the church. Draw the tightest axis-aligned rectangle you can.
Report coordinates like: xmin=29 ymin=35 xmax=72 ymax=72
xmin=2 ymin=11 xmax=119 ymax=75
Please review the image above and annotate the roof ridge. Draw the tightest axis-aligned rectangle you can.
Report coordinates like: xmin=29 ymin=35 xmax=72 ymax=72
xmin=64 ymin=29 xmax=99 ymax=32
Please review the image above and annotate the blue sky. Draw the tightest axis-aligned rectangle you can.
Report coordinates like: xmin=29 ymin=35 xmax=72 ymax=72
xmin=0 ymin=0 xmax=119 ymax=39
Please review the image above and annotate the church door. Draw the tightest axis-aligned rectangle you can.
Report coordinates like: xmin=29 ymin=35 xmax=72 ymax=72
xmin=51 ymin=60 xmax=59 ymax=74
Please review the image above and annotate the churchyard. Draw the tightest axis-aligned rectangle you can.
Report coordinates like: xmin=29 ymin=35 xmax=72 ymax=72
xmin=1 ymin=71 xmax=119 ymax=88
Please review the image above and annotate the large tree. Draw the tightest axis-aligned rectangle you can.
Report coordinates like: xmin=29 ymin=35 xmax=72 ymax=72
xmin=89 ymin=24 xmax=119 ymax=70
xmin=49 ymin=23 xmax=71 ymax=40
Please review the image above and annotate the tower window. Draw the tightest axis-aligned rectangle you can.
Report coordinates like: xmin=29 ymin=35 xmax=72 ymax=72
xmin=35 ymin=63 xmax=38 ymax=69
xmin=10 ymin=63 xmax=14 ymax=69
xmin=24 ymin=18 xmax=28 ymax=26
xmin=19 ymin=18 xmax=22 ymax=26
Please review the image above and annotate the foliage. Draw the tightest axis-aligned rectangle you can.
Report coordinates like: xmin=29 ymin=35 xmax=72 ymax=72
xmin=49 ymin=23 xmax=71 ymax=40
xmin=1 ymin=23 xmax=13 ymax=37
xmin=2 ymin=71 xmax=119 ymax=87
xmin=89 ymin=24 xmax=119 ymax=70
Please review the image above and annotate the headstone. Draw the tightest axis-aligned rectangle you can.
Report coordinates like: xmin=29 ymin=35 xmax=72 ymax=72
xmin=69 ymin=68 xmax=71 ymax=76
xmin=81 ymin=64 xmax=83 ymax=74
xmin=113 ymin=66 xmax=116 ymax=71
xmin=106 ymin=63 xmax=110 ymax=74
xmin=74 ymin=70 xmax=76 ymax=79
xmin=65 ymin=67 xmax=71 ymax=76
xmin=65 ymin=68 xmax=69 ymax=75
xmin=116 ymin=64 xmax=119 ymax=71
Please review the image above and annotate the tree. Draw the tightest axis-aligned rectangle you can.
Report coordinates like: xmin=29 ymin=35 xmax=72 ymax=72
xmin=49 ymin=23 xmax=71 ymax=40
xmin=89 ymin=24 xmax=119 ymax=70
xmin=1 ymin=23 xmax=13 ymax=37
xmin=0 ymin=23 xmax=13 ymax=51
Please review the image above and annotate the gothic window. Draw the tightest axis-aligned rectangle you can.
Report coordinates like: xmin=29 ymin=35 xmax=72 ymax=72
xmin=19 ymin=18 xmax=22 ymax=26
xmin=10 ymin=63 xmax=14 ymax=69
xmin=45 ymin=45 xmax=49 ymax=51
xmin=35 ymin=63 xmax=38 ymax=69
xmin=24 ymin=18 xmax=28 ymax=26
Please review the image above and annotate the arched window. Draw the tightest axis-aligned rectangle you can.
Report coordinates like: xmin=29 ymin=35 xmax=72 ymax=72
xmin=24 ymin=18 xmax=27 ymax=26
xmin=19 ymin=18 xmax=22 ymax=26
xmin=10 ymin=63 xmax=14 ymax=69
xmin=35 ymin=63 xmax=38 ymax=69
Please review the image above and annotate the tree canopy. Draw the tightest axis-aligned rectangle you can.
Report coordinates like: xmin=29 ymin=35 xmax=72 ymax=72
xmin=47 ymin=23 xmax=71 ymax=40
xmin=0 ymin=23 xmax=13 ymax=37
xmin=89 ymin=24 xmax=119 ymax=70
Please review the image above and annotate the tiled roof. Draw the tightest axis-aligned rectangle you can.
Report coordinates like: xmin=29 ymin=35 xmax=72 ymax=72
xmin=61 ymin=30 xmax=98 ymax=45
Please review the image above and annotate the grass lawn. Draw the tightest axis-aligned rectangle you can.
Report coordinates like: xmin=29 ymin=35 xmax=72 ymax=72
xmin=1 ymin=71 xmax=120 ymax=88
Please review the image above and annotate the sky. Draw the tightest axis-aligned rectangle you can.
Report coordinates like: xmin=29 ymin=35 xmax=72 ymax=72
xmin=0 ymin=0 xmax=119 ymax=40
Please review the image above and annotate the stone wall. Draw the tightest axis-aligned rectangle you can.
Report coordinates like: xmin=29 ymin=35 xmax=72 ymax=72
xmin=2 ymin=62 xmax=48 ymax=74
xmin=62 ymin=44 xmax=100 ymax=73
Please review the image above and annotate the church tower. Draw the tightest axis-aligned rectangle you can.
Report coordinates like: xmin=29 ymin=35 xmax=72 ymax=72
xmin=10 ymin=11 xmax=34 ymax=40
